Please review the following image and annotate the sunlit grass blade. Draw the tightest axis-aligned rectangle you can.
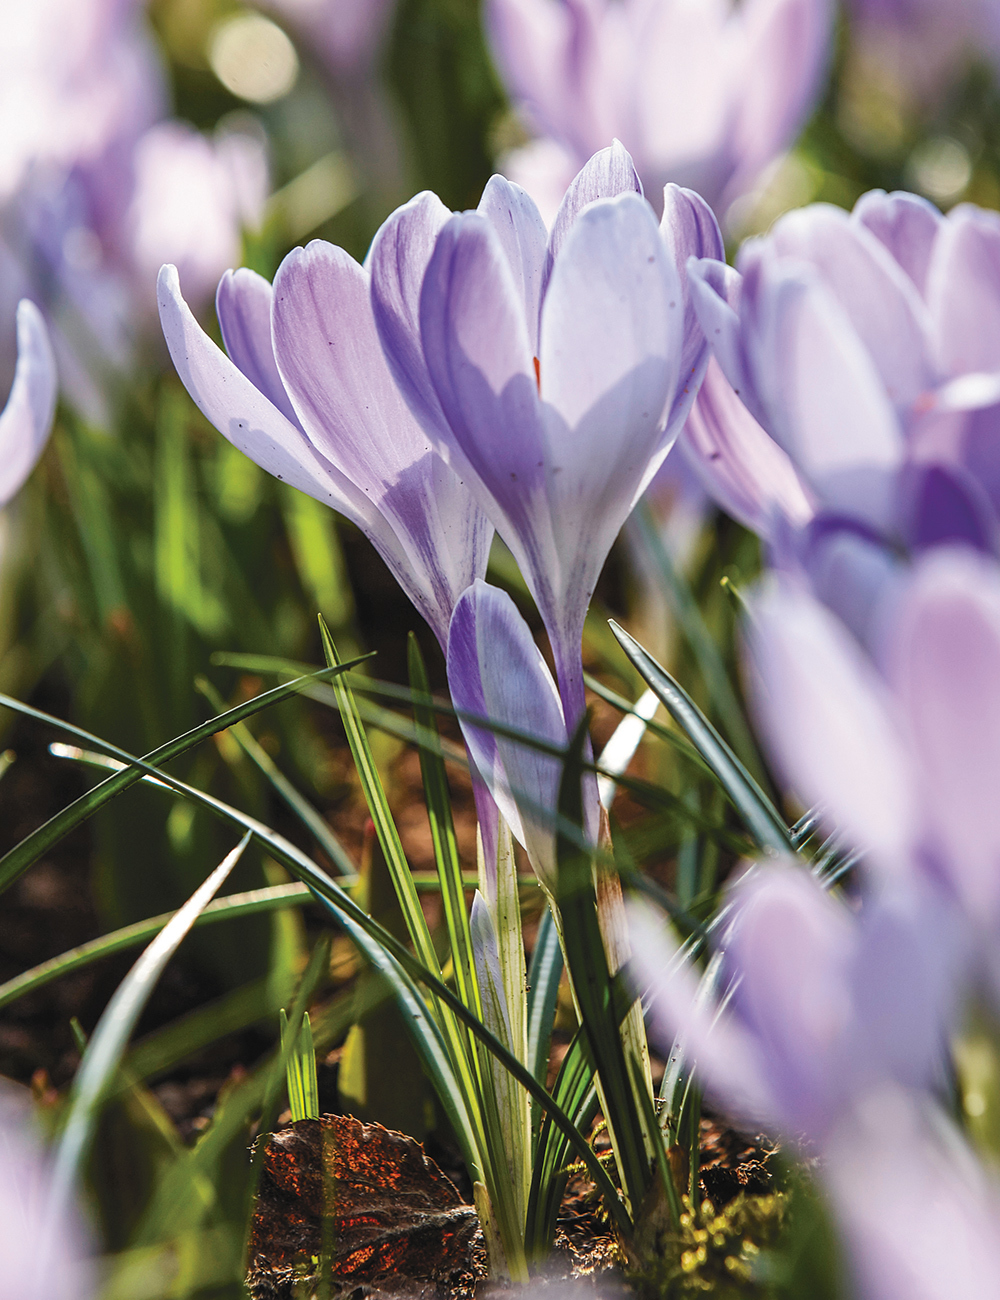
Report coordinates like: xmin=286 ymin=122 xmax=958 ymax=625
xmin=631 ymin=500 xmax=765 ymax=781
xmin=555 ymin=716 xmax=652 ymax=1216
xmin=597 ymin=687 xmax=659 ymax=810
xmin=196 ymin=674 xmax=357 ymax=878
xmin=0 ymin=882 xmax=309 ymax=1011
xmin=47 ymin=832 xmax=251 ymax=1236
xmin=281 ymin=1009 xmax=319 ymax=1122
xmin=609 ymin=621 xmax=793 ymax=856
xmin=0 ymin=656 xmax=371 ymax=895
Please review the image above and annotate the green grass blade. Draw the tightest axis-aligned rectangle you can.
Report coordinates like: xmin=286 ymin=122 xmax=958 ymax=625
xmin=281 ymin=1010 xmax=319 ymax=1122
xmin=317 ymin=619 xmax=441 ymax=981
xmin=525 ymin=1027 xmax=598 ymax=1258
xmin=555 ymin=717 xmax=651 ymax=1215
xmin=196 ymin=675 xmax=357 ymax=878
xmin=407 ymin=634 xmax=480 ymax=1019
xmin=526 ymin=904 xmax=563 ymax=1098
xmin=596 ymin=687 xmax=659 ymax=810
xmin=609 ymin=621 xmax=793 ymax=856
xmin=0 ymin=657 xmax=371 ymax=894
xmin=631 ymin=500 xmax=765 ymax=780
xmin=48 ymin=832 xmax=251 ymax=1228
xmin=0 ymin=883 xmax=310 ymax=1011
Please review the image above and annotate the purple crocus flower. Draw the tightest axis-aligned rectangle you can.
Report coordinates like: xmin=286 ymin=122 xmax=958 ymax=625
xmin=157 ymin=243 xmax=493 ymax=650
xmin=0 ymin=1083 xmax=94 ymax=1300
xmin=630 ymin=861 xmax=957 ymax=1148
xmin=0 ymin=300 xmax=57 ymax=508
xmin=688 ymin=191 xmax=1000 ymax=550
xmin=373 ymin=144 xmax=720 ymax=726
xmin=486 ymin=0 xmax=834 ymax=225
xmin=746 ymin=548 xmax=1000 ymax=941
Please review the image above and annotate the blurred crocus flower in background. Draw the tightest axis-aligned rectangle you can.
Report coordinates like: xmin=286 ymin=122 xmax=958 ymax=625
xmin=747 ymin=551 xmax=1000 ymax=955
xmin=845 ymin=0 xmax=1000 ymax=115
xmin=487 ymin=0 xmax=834 ymax=226
xmin=0 ymin=0 xmax=268 ymax=417
xmin=0 ymin=301 xmax=57 ymax=510
xmin=372 ymin=144 xmax=718 ymax=727
xmin=157 ymin=241 xmax=493 ymax=651
xmin=0 ymin=1082 xmax=94 ymax=1300
xmin=630 ymin=862 xmax=956 ymax=1148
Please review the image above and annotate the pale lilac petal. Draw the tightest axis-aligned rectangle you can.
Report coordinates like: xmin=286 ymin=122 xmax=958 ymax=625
xmin=660 ymin=184 xmax=724 ymax=429
xmin=627 ymin=900 xmax=778 ymax=1127
xmin=477 ymin=174 xmax=548 ymax=356
xmin=748 ymin=266 xmax=904 ymax=526
xmin=272 ymin=241 xmax=493 ymax=645
xmin=216 ymin=267 xmax=299 ymax=426
xmin=542 ymin=140 xmax=642 ymax=299
xmin=852 ymin=189 xmax=943 ymax=297
xmin=747 ymin=577 xmax=916 ymax=871
xmin=898 ymin=461 xmax=999 ymax=554
xmin=498 ymin=137 xmax=579 ymax=229
xmin=825 ymin=1089 xmax=1000 ymax=1300
xmin=927 ymin=204 xmax=1000 ymax=377
xmin=419 ymin=210 xmax=546 ymax=535
xmin=680 ymin=357 xmax=814 ymax=537
xmin=0 ymin=1084 xmax=95 ymax=1300
xmin=722 ymin=864 xmax=853 ymax=1138
xmin=724 ymin=0 xmax=834 ymax=204
xmin=792 ymin=520 xmax=904 ymax=651
xmin=486 ymin=0 xmax=579 ymax=150
xmin=531 ymin=193 xmax=684 ymax=701
xmin=0 ymin=299 xmax=56 ymax=507
xmin=158 ymin=263 xmax=359 ymax=511
xmin=766 ymin=203 xmax=934 ymax=409
xmin=447 ymin=581 xmax=567 ymax=892
xmin=687 ymin=256 xmax=764 ymax=422
xmin=368 ymin=190 xmax=453 ymax=439
xmin=888 ymin=547 xmax=1000 ymax=918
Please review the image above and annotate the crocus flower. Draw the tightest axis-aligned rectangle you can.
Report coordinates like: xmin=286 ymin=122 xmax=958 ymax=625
xmin=824 ymin=1085 xmax=1000 ymax=1300
xmin=373 ymin=144 xmax=720 ymax=726
xmin=0 ymin=1083 xmax=94 ymax=1300
xmin=746 ymin=549 xmax=1000 ymax=950
xmin=0 ymin=0 xmax=269 ymax=416
xmin=629 ymin=861 xmax=957 ymax=1148
xmin=157 ymin=240 xmax=493 ymax=650
xmin=688 ymin=191 xmax=1000 ymax=548
xmin=486 ymin=0 xmax=834 ymax=225
xmin=252 ymin=0 xmax=397 ymax=76
xmin=447 ymin=579 xmax=573 ymax=895
xmin=0 ymin=300 xmax=58 ymax=508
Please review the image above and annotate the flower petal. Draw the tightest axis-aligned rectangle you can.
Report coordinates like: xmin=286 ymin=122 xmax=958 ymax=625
xmin=680 ymin=356 xmax=814 ymax=537
xmin=542 ymin=140 xmax=642 ymax=299
xmin=766 ymin=203 xmax=934 ymax=410
xmin=687 ymin=256 xmax=765 ymax=422
xmin=927 ymin=204 xmax=1000 ymax=378
xmin=746 ymin=576 xmax=916 ymax=871
xmin=477 ymin=174 xmax=548 ymax=356
xmin=888 ymin=547 xmax=1000 ymax=918
xmin=272 ymin=241 xmax=493 ymax=645
xmin=447 ymin=581 xmax=567 ymax=892
xmin=660 ymin=184 xmax=724 ymax=431
xmin=0 ymin=299 xmax=56 ymax=507
xmin=368 ymin=190 xmax=453 ymax=440
xmin=852 ymin=189 xmax=943 ymax=298
xmin=216 ymin=267 xmax=300 ymax=426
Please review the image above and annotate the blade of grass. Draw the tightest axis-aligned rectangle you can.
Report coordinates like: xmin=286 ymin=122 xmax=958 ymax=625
xmin=281 ymin=1010 xmax=319 ymax=1122
xmin=609 ymin=621 xmax=793 ymax=856
xmin=597 ymin=687 xmax=660 ymax=810
xmin=0 ymin=657 xmax=371 ymax=894
xmin=555 ymin=716 xmax=652 ymax=1215
xmin=526 ymin=905 xmax=563 ymax=1097
xmin=0 ymin=882 xmax=310 ymax=1011
xmin=47 ymin=833 xmax=251 ymax=1234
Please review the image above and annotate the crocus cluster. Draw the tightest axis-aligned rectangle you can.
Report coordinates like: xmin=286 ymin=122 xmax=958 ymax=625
xmin=486 ymin=0 xmax=834 ymax=225
xmin=1 ymin=0 xmax=267 ymax=417
xmin=630 ymin=183 xmax=1000 ymax=1298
